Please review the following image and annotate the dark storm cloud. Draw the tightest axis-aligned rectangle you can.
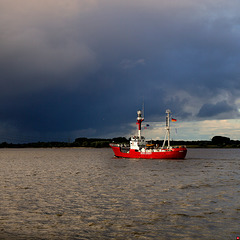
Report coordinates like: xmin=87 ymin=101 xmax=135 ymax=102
xmin=197 ymin=101 xmax=236 ymax=118
xmin=1 ymin=0 xmax=240 ymax=141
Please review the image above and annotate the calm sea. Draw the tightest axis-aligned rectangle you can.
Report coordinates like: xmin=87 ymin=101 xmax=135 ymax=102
xmin=0 ymin=148 xmax=240 ymax=240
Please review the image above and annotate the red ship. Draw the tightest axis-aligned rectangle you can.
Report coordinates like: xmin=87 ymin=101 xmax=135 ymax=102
xmin=110 ymin=109 xmax=187 ymax=159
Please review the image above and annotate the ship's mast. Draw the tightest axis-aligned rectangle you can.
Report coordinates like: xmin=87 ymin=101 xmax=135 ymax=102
xmin=136 ymin=110 xmax=144 ymax=138
xmin=162 ymin=109 xmax=171 ymax=148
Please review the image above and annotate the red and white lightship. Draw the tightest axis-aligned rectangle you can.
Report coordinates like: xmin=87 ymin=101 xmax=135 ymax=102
xmin=110 ymin=109 xmax=187 ymax=159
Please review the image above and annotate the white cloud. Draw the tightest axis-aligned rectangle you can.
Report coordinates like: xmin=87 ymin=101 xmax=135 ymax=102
xmin=137 ymin=119 xmax=240 ymax=141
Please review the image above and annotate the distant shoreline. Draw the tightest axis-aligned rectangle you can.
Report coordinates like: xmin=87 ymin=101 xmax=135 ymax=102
xmin=0 ymin=136 xmax=239 ymax=148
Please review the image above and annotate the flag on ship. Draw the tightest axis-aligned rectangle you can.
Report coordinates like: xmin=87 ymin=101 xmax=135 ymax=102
xmin=144 ymin=124 xmax=150 ymax=129
xmin=171 ymin=118 xmax=177 ymax=122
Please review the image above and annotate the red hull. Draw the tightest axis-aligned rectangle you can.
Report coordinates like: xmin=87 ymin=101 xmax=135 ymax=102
xmin=110 ymin=144 xmax=187 ymax=159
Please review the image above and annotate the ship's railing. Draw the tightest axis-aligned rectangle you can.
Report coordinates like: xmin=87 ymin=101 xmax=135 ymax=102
xmin=110 ymin=143 xmax=130 ymax=148
xmin=161 ymin=145 xmax=186 ymax=149
xmin=109 ymin=143 xmax=120 ymax=147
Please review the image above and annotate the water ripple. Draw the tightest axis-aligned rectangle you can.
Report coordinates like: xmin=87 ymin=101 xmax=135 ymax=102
xmin=1 ymin=148 xmax=240 ymax=239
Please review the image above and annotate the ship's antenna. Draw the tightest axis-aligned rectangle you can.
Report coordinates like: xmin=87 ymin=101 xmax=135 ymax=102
xmin=142 ymin=99 xmax=145 ymax=120
xmin=162 ymin=109 xmax=171 ymax=148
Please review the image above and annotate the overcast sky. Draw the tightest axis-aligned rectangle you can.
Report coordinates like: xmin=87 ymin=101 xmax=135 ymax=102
xmin=1 ymin=0 xmax=240 ymax=142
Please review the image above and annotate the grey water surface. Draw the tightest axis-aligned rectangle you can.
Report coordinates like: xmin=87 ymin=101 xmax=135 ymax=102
xmin=1 ymin=148 xmax=240 ymax=239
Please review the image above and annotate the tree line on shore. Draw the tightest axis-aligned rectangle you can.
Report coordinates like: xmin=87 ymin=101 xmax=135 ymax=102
xmin=0 ymin=136 xmax=239 ymax=148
